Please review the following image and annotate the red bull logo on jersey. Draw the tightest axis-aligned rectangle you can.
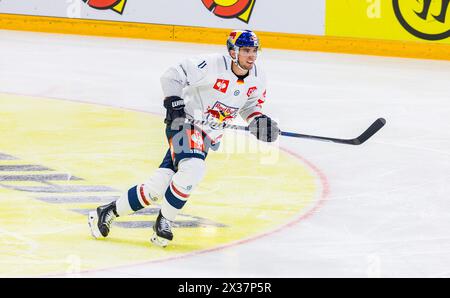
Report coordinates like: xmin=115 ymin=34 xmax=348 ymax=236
xmin=201 ymin=0 xmax=256 ymax=23
xmin=213 ymin=79 xmax=230 ymax=93
xmin=82 ymin=0 xmax=128 ymax=14
xmin=205 ymin=101 xmax=239 ymax=124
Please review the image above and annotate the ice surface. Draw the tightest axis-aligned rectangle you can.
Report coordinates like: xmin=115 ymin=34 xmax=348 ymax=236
xmin=1 ymin=30 xmax=450 ymax=277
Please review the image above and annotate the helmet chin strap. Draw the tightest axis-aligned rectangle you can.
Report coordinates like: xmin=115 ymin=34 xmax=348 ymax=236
xmin=232 ymin=47 xmax=248 ymax=72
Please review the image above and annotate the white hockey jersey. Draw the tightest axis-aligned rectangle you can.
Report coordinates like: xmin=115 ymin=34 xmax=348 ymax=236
xmin=160 ymin=53 xmax=267 ymax=146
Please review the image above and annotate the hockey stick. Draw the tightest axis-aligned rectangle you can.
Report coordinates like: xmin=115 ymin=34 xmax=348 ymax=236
xmin=186 ymin=118 xmax=386 ymax=145
xmin=279 ymin=118 xmax=386 ymax=145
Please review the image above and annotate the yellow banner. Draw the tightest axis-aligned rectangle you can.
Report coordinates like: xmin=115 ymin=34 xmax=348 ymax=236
xmin=327 ymin=0 xmax=450 ymax=43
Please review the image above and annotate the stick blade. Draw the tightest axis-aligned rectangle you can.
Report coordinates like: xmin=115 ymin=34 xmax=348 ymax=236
xmin=353 ymin=118 xmax=386 ymax=145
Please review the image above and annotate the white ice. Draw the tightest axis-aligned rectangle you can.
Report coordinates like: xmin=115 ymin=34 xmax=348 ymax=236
xmin=1 ymin=30 xmax=450 ymax=278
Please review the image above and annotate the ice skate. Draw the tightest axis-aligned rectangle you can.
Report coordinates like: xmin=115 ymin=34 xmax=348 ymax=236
xmin=88 ymin=201 xmax=119 ymax=239
xmin=150 ymin=211 xmax=173 ymax=247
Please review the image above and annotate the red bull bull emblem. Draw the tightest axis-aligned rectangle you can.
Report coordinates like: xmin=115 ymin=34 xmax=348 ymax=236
xmin=82 ymin=0 xmax=128 ymax=14
xmin=205 ymin=101 xmax=239 ymax=125
xmin=213 ymin=79 xmax=230 ymax=93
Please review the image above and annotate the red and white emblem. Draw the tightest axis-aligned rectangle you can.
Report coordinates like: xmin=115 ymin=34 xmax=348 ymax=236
xmin=247 ymin=86 xmax=257 ymax=97
xmin=189 ymin=129 xmax=205 ymax=151
xmin=213 ymin=79 xmax=230 ymax=93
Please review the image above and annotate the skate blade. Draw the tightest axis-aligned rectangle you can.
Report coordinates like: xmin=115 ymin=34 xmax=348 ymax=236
xmin=88 ymin=211 xmax=102 ymax=239
xmin=150 ymin=233 xmax=169 ymax=248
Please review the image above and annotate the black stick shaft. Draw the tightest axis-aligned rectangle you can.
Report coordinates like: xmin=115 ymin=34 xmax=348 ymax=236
xmin=186 ymin=118 xmax=386 ymax=145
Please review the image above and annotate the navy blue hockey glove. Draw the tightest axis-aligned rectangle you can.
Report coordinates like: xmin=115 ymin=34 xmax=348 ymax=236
xmin=163 ymin=96 xmax=186 ymax=129
xmin=249 ymin=115 xmax=280 ymax=142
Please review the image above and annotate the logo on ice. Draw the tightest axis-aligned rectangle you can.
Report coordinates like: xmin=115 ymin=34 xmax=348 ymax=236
xmin=82 ymin=0 xmax=128 ymax=14
xmin=201 ymin=0 xmax=256 ymax=23
xmin=393 ymin=0 xmax=450 ymax=40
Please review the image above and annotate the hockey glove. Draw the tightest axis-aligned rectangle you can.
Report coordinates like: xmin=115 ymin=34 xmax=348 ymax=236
xmin=249 ymin=115 xmax=280 ymax=142
xmin=163 ymin=96 xmax=186 ymax=129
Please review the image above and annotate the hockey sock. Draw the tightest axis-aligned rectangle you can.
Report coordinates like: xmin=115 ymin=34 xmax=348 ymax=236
xmin=161 ymin=158 xmax=206 ymax=221
xmin=115 ymin=168 xmax=175 ymax=216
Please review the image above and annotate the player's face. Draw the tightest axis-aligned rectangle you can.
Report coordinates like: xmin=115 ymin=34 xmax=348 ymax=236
xmin=237 ymin=47 xmax=258 ymax=70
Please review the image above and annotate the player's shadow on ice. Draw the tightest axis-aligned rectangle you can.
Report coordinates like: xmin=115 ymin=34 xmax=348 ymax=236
xmin=87 ymin=235 xmax=171 ymax=250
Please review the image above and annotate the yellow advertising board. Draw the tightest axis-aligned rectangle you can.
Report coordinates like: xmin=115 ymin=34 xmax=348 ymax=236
xmin=327 ymin=0 xmax=450 ymax=43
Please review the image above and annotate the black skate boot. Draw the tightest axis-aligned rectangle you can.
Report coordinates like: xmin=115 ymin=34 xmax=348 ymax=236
xmin=88 ymin=201 xmax=119 ymax=239
xmin=150 ymin=211 xmax=173 ymax=247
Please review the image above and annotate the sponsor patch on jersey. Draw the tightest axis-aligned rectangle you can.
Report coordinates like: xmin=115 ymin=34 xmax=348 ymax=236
xmin=213 ymin=79 xmax=230 ymax=93
xmin=205 ymin=101 xmax=239 ymax=125
xmin=247 ymin=86 xmax=257 ymax=97
xmin=188 ymin=129 xmax=205 ymax=151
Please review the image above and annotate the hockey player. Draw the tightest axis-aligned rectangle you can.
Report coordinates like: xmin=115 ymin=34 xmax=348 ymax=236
xmin=88 ymin=30 xmax=280 ymax=247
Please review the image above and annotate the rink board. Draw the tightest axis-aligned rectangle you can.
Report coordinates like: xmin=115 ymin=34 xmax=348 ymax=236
xmin=327 ymin=0 xmax=450 ymax=44
xmin=0 ymin=1 xmax=449 ymax=60
xmin=0 ymin=0 xmax=324 ymax=35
